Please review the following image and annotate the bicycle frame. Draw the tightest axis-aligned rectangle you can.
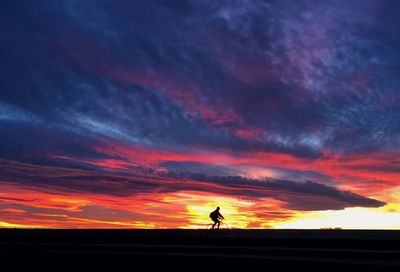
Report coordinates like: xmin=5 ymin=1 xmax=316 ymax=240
xmin=208 ymin=219 xmax=229 ymax=229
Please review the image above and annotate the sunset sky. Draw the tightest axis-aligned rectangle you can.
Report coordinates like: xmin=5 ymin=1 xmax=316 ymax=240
xmin=1 ymin=0 xmax=400 ymax=229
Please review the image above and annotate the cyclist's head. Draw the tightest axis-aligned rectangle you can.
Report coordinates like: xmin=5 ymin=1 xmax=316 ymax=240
xmin=216 ymin=206 xmax=220 ymax=210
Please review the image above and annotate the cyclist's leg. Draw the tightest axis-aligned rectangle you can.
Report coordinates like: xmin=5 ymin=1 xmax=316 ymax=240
xmin=212 ymin=219 xmax=217 ymax=229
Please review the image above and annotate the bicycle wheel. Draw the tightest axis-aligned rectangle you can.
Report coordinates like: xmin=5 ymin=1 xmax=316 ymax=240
xmin=220 ymin=222 xmax=229 ymax=229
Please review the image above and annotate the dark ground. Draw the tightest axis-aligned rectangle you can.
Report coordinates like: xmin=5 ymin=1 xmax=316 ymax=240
xmin=2 ymin=229 xmax=400 ymax=271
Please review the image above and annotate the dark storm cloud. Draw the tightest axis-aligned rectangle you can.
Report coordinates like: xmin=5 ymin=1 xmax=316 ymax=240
xmin=0 ymin=160 xmax=385 ymax=211
xmin=173 ymin=173 xmax=385 ymax=210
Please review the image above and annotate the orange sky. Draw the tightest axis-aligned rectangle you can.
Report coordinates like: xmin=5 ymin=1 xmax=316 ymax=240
xmin=1 ymin=146 xmax=399 ymax=229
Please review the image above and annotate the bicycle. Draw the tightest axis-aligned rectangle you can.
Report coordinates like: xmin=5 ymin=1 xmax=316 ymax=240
xmin=207 ymin=219 xmax=229 ymax=230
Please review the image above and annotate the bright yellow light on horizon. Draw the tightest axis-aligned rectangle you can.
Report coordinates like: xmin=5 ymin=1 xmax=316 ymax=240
xmin=0 ymin=221 xmax=45 ymax=228
xmin=273 ymin=205 xmax=400 ymax=229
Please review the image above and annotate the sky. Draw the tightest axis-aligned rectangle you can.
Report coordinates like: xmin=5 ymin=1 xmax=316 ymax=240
xmin=1 ymin=0 xmax=400 ymax=229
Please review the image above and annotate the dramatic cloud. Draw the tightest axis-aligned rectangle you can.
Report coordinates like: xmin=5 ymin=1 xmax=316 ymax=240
xmin=0 ymin=0 xmax=399 ymax=228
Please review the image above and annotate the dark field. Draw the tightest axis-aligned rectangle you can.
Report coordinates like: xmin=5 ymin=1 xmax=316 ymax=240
xmin=2 ymin=229 xmax=400 ymax=271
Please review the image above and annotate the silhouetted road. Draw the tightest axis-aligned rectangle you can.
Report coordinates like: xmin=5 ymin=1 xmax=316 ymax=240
xmin=2 ymin=229 xmax=400 ymax=271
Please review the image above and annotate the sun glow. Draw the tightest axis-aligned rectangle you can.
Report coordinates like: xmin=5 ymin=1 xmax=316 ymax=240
xmin=166 ymin=192 xmax=254 ymax=229
xmin=175 ymin=192 xmax=283 ymax=229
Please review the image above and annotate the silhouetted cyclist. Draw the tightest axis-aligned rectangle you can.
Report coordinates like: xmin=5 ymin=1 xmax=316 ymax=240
xmin=210 ymin=206 xmax=224 ymax=229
